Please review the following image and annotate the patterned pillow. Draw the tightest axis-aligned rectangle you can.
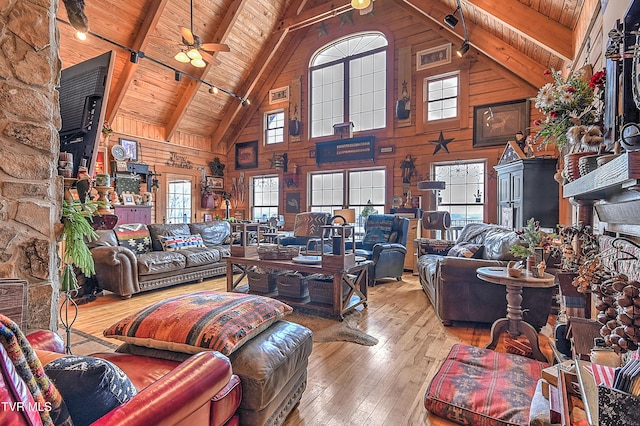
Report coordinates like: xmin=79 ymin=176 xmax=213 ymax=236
xmin=447 ymin=242 xmax=483 ymax=258
xmin=103 ymin=291 xmax=293 ymax=356
xmin=45 ymin=355 xmax=137 ymax=425
xmin=160 ymin=234 xmax=206 ymax=251
xmin=419 ymin=238 xmax=456 ymax=256
xmin=424 ymin=344 xmax=547 ymax=426
xmin=113 ymin=223 xmax=151 ymax=254
xmin=362 ymin=215 xmax=395 ymax=248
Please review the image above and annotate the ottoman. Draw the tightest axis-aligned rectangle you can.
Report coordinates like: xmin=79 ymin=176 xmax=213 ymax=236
xmin=104 ymin=291 xmax=313 ymax=426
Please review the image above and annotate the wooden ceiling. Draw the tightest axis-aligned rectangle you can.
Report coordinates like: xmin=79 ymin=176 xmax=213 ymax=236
xmin=56 ymin=0 xmax=586 ymax=148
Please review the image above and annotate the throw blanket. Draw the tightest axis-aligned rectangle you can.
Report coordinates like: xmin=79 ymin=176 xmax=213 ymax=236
xmin=0 ymin=314 xmax=72 ymax=426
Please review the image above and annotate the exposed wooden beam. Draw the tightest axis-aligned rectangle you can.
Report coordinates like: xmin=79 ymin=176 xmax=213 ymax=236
xmin=105 ymin=0 xmax=169 ymax=126
xmin=165 ymin=0 xmax=247 ymax=141
xmin=465 ymin=0 xmax=573 ymax=62
xmin=398 ymin=0 xmax=548 ymax=89
xmin=276 ymin=1 xmax=353 ymax=32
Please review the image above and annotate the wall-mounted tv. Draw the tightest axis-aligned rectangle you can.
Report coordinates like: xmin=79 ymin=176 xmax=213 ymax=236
xmin=59 ymin=51 xmax=114 ymax=177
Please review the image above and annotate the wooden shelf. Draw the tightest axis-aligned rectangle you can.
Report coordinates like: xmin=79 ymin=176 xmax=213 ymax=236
xmin=563 ymin=151 xmax=640 ymax=200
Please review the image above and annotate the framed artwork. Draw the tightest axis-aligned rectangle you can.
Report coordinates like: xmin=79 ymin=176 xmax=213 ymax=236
xmin=235 ymin=141 xmax=258 ymax=169
xmin=473 ymin=99 xmax=530 ymax=148
xmin=416 ymin=44 xmax=451 ymax=71
xmin=94 ymin=146 xmax=108 ymax=175
xmin=207 ymin=176 xmax=224 ymax=190
xmin=285 ymin=192 xmax=300 ymax=213
xmin=119 ymin=138 xmax=139 ymax=161
xmin=269 ymin=86 xmax=289 ymax=104
xmin=122 ymin=193 xmax=136 ymax=205
xmin=203 ymin=213 xmax=213 ymax=222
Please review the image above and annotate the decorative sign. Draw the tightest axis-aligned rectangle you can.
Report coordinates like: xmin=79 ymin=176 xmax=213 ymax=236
xmin=315 ymin=136 xmax=375 ymax=166
xmin=269 ymin=86 xmax=289 ymax=104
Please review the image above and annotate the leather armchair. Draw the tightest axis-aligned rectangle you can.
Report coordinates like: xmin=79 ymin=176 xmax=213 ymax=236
xmin=349 ymin=214 xmax=409 ymax=285
xmin=1 ymin=330 xmax=241 ymax=426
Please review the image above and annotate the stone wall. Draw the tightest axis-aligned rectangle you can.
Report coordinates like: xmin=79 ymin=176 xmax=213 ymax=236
xmin=0 ymin=0 xmax=62 ymax=330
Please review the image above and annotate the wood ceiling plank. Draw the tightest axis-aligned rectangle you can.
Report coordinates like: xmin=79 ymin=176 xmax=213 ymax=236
xmin=106 ymin=0 xmax=170 ymax=126
xmin=466 ymin=0 xmax=573 ymax=61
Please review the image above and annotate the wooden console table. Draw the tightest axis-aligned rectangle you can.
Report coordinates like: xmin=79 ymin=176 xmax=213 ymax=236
xmin=226 ymin=256 xmax=370 ymax=319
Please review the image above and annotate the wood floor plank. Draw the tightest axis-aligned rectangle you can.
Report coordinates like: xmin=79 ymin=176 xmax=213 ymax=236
xmin=69 ymin=272 xmax=554 ymax=426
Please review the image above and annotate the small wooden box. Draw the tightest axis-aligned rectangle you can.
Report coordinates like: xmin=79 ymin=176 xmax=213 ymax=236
xmin=322 ymin=253 xmax=356 ymax=269
xmin=333 ymin=122 xmax=354 ymax=139
xmin=231 ymin=245 xmax=258 ymax=257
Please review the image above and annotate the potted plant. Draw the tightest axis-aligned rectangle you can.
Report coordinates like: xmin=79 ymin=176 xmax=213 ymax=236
xmin=509 ymin=217 xmax=555 ymax=276
xmin=60 ymin=200 xmax=100 ymax=292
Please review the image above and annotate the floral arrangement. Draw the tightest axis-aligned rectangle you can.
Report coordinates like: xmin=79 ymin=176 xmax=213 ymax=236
xmin=532 ymin=67 xmax=605 ymax=151
xmin=509 ymin=217 xmax=555 ymax=259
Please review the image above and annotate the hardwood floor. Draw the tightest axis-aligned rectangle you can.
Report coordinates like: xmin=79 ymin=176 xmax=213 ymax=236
xmin=71 ymin=272 xmax=554 ymax=425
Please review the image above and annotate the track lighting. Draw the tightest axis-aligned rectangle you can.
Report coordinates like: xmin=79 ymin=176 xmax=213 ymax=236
xmin=351 ymin=0 xmax=371 ymax=10
xmin=75 ymin=31 xmax=87 ymax=41
xmin=175 ymin=71 xmax=182 ymax=81
xmin=444 ymin=8 xmax=459 ymax=28
xmin=209 ymin=86 xmax=219 ymax=94
xmin=457 ymin=40 xmax=470 ymax=57
xmin=130 ymin=51 xmax=139 ymax=64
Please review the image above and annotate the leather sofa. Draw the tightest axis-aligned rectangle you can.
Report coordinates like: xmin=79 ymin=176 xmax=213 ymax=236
xmin=1 ymin=329 xmax=241 ymax=426
xmin=416 ymin=222 xmax=553 ymax=329
xmin=90 ymin=221 xmax=231 ymax=298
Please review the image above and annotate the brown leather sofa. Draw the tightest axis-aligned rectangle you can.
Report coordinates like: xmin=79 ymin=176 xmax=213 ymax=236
xmin=91 ymin=221 xmax=231 ymax=298
xmin=416 ymin=223 xmax=553 ymax=329
xmin=3 ymin=329 xmax=241 ymax=426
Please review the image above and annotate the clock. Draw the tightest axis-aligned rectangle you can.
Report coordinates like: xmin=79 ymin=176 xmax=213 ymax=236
xmin=391 ymin=196 xmax=403 ymax=208
xmin=111 ymin=145 xmax=127 ymax=161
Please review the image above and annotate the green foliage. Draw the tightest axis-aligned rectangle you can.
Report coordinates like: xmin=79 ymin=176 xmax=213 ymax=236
xmin=509 ymin=217 xmax=553 ymax=259
xmin=361 ymin=200 xmax=378 ymax=220
xmin=61 ymin=200 xmax=99 ymax=277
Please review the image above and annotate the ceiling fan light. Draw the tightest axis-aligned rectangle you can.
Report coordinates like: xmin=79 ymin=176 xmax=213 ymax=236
xmin=351 ymin=0 xmax=370 ymax=10
xmin=191 ymin=58 xmax=206 ymax=68
xmin=174 ymin=51 xmax=190 ymax=63
xmin=187 ymin=48 xmax=202 ymax=60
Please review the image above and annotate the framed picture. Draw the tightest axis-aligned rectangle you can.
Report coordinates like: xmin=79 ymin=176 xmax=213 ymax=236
xmin=416 ymin=44 xmax=451 ymax=71
xmin=235 ymin=141 xmax=258 ymax=169
xmin=122 ymin=193 xmax=136 ymax=205
xmin=207 ymin=176 xmax=224 ymax=190
xmin=473 ymin=99 xmax=530 ymax=148
xmin=94 ymin=146 xmax=108 ymax=175
xmin=269 ymin=86 xmax=289 ymax=104
xmin=285 ymin=192 xmax=300 ymax=213
xmin=119 ymin=138 xmax=139 ymax=161
xmin=203 ymin=213 xmax=213 ymax=222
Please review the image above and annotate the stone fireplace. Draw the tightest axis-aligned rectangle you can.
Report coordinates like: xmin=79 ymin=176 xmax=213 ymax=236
xmin=0 ymin=0 xmax=63 ymax=329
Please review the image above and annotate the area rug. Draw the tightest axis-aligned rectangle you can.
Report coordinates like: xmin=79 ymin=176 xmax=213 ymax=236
xmin=286 ymin=309 xmax=378 ymax=346
xmin=68 ymin=328 xmax=118 ymax=356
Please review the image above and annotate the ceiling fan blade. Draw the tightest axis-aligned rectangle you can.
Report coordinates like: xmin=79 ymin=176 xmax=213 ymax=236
xmin=179 ymin=26 xmax=195 ymax=45
xmin=200 ymin=50 xmax=220 ymax=66
xmin=200 ymin=43 xmax=230 ymax=53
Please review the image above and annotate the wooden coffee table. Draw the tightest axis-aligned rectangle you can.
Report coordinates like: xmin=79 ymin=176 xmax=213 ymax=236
xmin=227 ymin=256 xmax=371 ymax=320
xmin=476 ymin=266 xmax=555 ymax=362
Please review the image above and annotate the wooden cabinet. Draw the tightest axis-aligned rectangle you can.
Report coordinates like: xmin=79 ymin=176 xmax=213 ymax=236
xmin=405 ymin=218 xmax=421 ymax=273
xmin=495 ymin=158 xmax=558 ymax=229
xmin=114 ymin=205 xmax=152 ymax=225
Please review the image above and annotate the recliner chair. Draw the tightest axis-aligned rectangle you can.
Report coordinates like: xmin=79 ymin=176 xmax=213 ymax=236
xmin=349 ymin=214 xmax=409 ymax=285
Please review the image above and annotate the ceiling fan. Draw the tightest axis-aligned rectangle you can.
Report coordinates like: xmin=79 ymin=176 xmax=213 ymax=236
xmin=173 ymin=0 xmax=230 ymax=68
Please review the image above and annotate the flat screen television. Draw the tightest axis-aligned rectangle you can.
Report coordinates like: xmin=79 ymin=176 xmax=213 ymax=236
xmin=59 ymin=51 xmax=114 ymax=177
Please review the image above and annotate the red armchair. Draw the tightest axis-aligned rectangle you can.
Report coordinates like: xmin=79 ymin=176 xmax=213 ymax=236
xmin=1 ymin=330 xmax=241 ymax=426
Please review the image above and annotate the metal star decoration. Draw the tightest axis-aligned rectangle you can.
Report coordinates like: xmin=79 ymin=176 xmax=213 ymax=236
xmin=430 ymin=131 xmax=454 ymax=155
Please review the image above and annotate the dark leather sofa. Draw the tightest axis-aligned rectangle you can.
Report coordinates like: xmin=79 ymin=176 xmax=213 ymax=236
xmin=416 ymin=223 xmax=553 ymax=329
xmin=90 ymin=221 xmax=231 ymax=298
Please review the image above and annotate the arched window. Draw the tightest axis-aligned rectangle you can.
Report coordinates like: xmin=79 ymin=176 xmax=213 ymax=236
xmin=309 ymin=32 xmax=388 ymax=138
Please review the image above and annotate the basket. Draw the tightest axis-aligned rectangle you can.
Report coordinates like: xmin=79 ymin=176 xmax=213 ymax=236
xmin=247 ymin=269 xmax=279 ymax=294
xmin=258 ymin=244 xmax=300 ymax=260
xmin=578 ymin=154 xmax=598 ymax=177
xmin=564 ymin=152 xmax=592 ymax=182
xmin=276 ymin=273 xmax=310 ymax=299
xmin=308 ymin=274 xmax=354 ymax=305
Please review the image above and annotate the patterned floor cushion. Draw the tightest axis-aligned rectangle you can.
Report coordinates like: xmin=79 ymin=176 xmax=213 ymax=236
xmin=424 ymin=344 xmax=548 ymax=426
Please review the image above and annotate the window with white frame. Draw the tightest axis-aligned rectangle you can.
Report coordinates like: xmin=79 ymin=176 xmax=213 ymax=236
xmin=309 ymin=168 xmax=386 ymax=234
xmin=252 ymin=175 xmax=279 ymax=220
xmin=265 ymin=111 xmax=285 ymax=144
xmin=309 ymin=32 xmax=388 ymax=138
xmin=166 ymin=177 xmax=192 ymax=224
xmin=426 ymin=72 xmax=459 ymax=121
xmin=433 ymin=161 xmax=485 ymax=227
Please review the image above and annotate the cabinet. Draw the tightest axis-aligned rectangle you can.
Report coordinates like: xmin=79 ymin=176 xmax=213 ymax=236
xmin=405 ymin=218 xmax=421 ymax=273
xmin=494 ymin=158 xmax=558 ymax=229
xmin=114 ymin=205 xmax=152 ymax=225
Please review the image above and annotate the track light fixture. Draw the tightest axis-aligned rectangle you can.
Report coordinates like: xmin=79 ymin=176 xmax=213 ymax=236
xmin=457 ymin=40 xmax=470 ymax=57
xmin=351 ymin=0 xmax=371 ymax=10
xmin=174 ymin=71 xmax=182 ymax=81
xmin=444 ymin=7 xmax=460 ymax=28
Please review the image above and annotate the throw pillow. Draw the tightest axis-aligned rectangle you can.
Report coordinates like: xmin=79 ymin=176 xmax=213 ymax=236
xmin=419 ymin=238 xmax=456 ymax=256
xmin=103 ymin=290 xmax=293 ymax=356
xmin=160 ymin=234 xmax=206 ymax=251
xmin=362 ymin=215 xmax=395 ymax=248
xmin=113 ymin=223 xmax=151 ymax=254
xmin=45 ymin=355 xmax=137 ymax=425
xmin=447 ymin=243 xmax=484 ymax=259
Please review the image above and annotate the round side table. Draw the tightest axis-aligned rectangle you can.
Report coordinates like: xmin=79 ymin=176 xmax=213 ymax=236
xmin=476 ymin=266 xmax=555 ymax=362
